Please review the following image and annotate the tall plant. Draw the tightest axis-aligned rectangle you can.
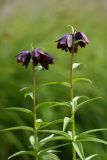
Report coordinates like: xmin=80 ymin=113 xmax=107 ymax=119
xmin=1 ymin=27 xmax=107 ymax=160
xmin=54 ymin=26 xmax=107 ymax=160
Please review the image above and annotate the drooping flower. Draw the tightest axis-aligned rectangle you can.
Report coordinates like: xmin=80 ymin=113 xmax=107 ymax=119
xmin=31 ymin=48 xmax=53 ymax=70
xmin=75 ymin=32 xmax=89 ymax=48
xmin=16 ymin=50 xmax=31 ymax=68
xmin=56 ymin=34 xmax=73 ymax=52
xmin=56 ymin=29 xmax=89 ymax=53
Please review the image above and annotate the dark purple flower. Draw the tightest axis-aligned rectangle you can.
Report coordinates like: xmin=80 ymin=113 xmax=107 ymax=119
xmin=31 ymin=48 xmax=53 ymax=70
xmin=17 ymin=50 xmax=31 ymax=68
xmin=56 ymin=29 xmax=89 ymax=54
xmin=56 ymin=34 xmax=73 ymax=52
xmin=75 ymin=32 xmax=89 ymax=48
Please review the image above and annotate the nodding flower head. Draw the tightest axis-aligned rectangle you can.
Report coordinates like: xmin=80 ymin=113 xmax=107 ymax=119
xmin=16 ymin=48 xmax=53 ymax=70
xmin=31 ymin=48 xmax=54 ymax=70
xmin=75 ymin=32 xmax=89 ymax=48
xmin=16 ymin=50 xmax=31 ymax=68
xmin=56 ymin=34 xmax=73 ymax=52
xmin=56 ymin=29 xmax=89 ymax=53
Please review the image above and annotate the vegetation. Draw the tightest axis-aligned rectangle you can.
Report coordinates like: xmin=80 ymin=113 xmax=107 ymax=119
xmin=0 ymin=0 xmax=107 ymax=160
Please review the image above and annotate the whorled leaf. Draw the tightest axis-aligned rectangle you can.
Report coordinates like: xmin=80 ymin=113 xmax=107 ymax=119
xmin=39 ymin=119 xmax=63 ymax=129
xmin=63 ymin=117 xmax=71 ymax=132
xmin=36 ymin=101 xmax=70 ymax=110
xmin=19 ymin=87 xmax=31 ymax=92
xmin=38 ymin=129 xmax=70 ymax=138
xmin=75 ymin=97 xmax=103 ymax=113
xmin=8 ymin=151 xmax=35 ymax=159
xmin=1 ymin=126 xmax=34 ymax=133
xmin=85 ymin=154 xmax=97 ymax=160
xmin=38 ymin=143 xmax=71 ymax=155
xmin=29 ymin=135 xmax=35 ymax=148
xmin=73 ymin=78 xmax=92 ymax=84
xmin=41 ymin=81 xmax=70 ymax=88
xmin=72 ymin=142 xmax=85 ymax=160
xmin=76 ymin=128 xmax=107 ymax=139
xmin=70 ymin=96 xmax=88 ymax=110
xmin=77 ymin=136 xmax=107 ymax=145
xmin=41 ymin=152 xmax=61 ymax=160
xmin=6 ymin=107 xmax=33 ymax=116
xmin=24 ymin=92 xmax=33 ymax=99
xmin=73 ymin=63 xmax=84 ymax=70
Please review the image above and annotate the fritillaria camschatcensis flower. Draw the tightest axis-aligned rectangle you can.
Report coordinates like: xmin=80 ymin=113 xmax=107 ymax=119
xmin=16 ymin=48 xmax=53 ymax=69
xmin=56 ymin=30 xmax=89 ymax=53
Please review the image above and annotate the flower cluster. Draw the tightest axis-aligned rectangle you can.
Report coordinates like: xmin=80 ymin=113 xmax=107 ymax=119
xmin=56 ymin=31 xmax=89 ymax=53
xmin=17 ymin=48 xmax=53 ymax=69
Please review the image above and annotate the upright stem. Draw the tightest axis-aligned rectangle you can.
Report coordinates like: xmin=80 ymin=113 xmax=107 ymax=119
xmin=70 ymin=53 xmax=76 ymax=160
xmin=32 ymin=63 xmax=38 ymax=160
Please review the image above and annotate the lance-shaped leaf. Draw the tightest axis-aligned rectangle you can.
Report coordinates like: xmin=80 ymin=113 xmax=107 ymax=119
xmin=73 ymin=78 xmax=92 ymax=84
xmin=85 ymin=154 xmax=97 ymax=160
xmin=39 ymin=119 xmax=63 ymax=129
xmin=29 ymin=135 xmax=35 ymax=148
xmin=8 ymin=151 xmax=35 ymax=159
xmin=19 ymin=87 xmax=31 ymax=92
xmin=42 ymin=152 xmax=61 ymax=160
xmin=73 ymin=63 xmax=84 ymax=70
xmin=36 ymin=101 xmax=70 ymax=110
xmin=72 ymin=142 xmax=85 ymax=160
xmin=39 ymin=134 xmax=54 ymax=145
xmin=24 ymin=92 xmax=33 ymax=99
xmin=6 ymin=107 xmax=33 ymax=116
xmin=63 ymin=117 xmax=71 ymax=131
xmin=75 ymin=97 xmax=102 ymax=112
xmin=38 ymin=130 xmax=70 ymax=138
xmin=41 ymin=81 xmax=70 ymax=88
xmin=1 ymin=126 xmax=34 ymax=133
xmin=38 ymin=143 xmax=71 ymax=156
xmin=77 ymin=136 xmax=107 ymax=145
xmin=76 ymin=128 xmax=107 ymax=138
xmin=70 ymin=96 xmax=88 ymax=110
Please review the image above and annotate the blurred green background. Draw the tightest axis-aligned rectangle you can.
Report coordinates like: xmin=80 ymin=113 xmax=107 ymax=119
xmin=0 ymin=0 xmax=107 ymax=159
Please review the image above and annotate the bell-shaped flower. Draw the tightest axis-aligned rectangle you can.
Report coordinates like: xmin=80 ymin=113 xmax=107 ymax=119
xmin=31 ymin=48 xmax=53 ymax=70
xmin=16 ymin=50 xmax=31 ymax=68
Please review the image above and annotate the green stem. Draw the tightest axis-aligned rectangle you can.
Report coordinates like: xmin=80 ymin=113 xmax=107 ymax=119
xmin=70 ymin=53 xmax=76 ymax=160
xmin=32 ymin=63 xmax=38 ymax=160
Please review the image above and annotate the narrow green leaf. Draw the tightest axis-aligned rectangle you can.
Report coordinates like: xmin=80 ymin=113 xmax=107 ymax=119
xmin=78 ymin=136 xmax=107 ymax=145
xmin=73 ymin=63 xmax=83 ymax=70
xmin=70 ymin=96 xmax=88 ymax=109
xmin=6 ymin=107 xmax=33 ymax=116
xmin=44 ymin=153 xmax=61 ymax=160
xmin=36 ymin=101 xmax=70 ymax=110
xmin=36 ymin=119 xmax=43 ymax=129
xmin=39 ymin=143 xmax=71 ymax=155
xmin=39 ymin=119 xmax=63 ymax=129
xmin=8 ymin=151 xmax=34 ymax=159
xmin=72 ymin=142 xmax=85 ymax=160
xmin=2 ymin=126 xmax=34 ymax=133
xmin=35 ymin=65 xmax=43 ymax=72
xmin=40 ymin=134 xmax=54 ymax=143
xmin=19 ymin=87 xmax=31 ymax=92
xmin=41 ymin=81 xmax=70 ymax=88
xmin=63 ymin=117 xmax=71 ymax=131
xmin=39 ymin=136 xmax=70 ymax=149
xmin=29 ymin=135 xmax=35 ymax=148
xmin=85 ymin=154 xmax=97 ymax=160
xmin=24 ymin=92 xmax=33 ymax=99
xmin=73 ymin=78 xmax=92 ymax=84
xmin=77 ymin=128 xmax=107 ymax=138
xmin=38 ymin=130 xmax=70 ymax=138
xmin=76 ymin=97 xmax=103 ymax=112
